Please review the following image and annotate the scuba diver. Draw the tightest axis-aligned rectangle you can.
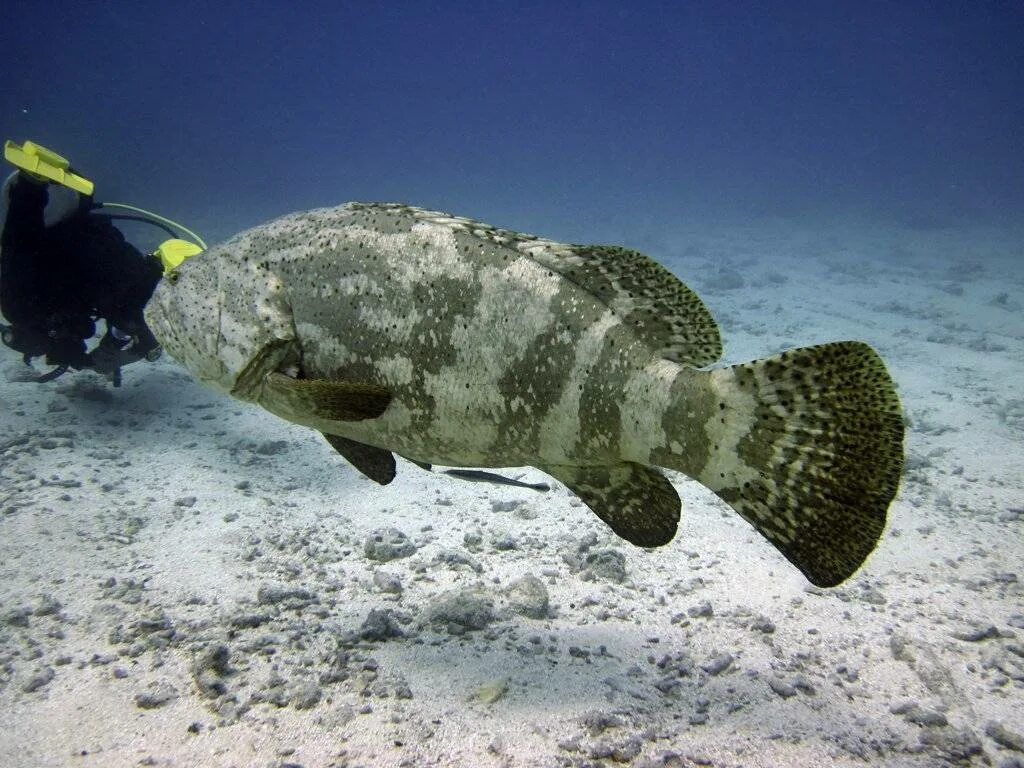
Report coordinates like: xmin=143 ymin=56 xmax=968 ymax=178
xmin=0 ymin=139 xmax=205 ymax=386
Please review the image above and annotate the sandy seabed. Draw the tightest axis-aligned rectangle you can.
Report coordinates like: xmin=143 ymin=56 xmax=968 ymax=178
xmin=1 ymin=215 xmax=1021 ymax=768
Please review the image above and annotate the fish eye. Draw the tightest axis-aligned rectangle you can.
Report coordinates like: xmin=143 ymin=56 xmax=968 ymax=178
xmin=166 ymin=271 xmax=181 ymax=285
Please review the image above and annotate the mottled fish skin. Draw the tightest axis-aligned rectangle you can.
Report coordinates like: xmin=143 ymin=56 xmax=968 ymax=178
xmin=146 ymin=202 xmax=905 ymax=587
xmin=151 ymin=203 xmax=702 ymax=470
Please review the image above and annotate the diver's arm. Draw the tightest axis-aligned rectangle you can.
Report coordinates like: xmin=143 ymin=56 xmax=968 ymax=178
xmin=0 ymin=174 xmax=50 ymax=327
xmin=0 ymin=173 xmax=49 ymax=250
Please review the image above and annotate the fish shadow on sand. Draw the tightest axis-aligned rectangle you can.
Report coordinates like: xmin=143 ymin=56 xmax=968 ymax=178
xmin=367 ymin=619 xmax=821 ymax=730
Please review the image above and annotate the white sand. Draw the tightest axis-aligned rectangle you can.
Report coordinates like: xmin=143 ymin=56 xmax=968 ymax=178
xmin=1 ymin=215 xmax=1021 ymax=768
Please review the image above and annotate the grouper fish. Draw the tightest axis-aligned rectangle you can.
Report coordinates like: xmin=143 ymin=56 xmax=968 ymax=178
xmin=144 ymin=203 xmax=904 ymax=587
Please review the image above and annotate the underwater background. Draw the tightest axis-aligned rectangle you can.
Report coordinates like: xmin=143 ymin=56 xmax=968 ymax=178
xmin=1 ymin=2 xmax=1022 ymax=767
xmin=4 ymin=1 xmax=1022 ymax=246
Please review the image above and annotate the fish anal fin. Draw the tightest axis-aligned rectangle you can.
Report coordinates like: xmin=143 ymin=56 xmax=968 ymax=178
xmin=322 ymin=433 xmax=396 ymax=485
xmin=265 ymin=372 xmax=391 ymax=422
xmin=545 ymin=463 xmax=680 ymax=547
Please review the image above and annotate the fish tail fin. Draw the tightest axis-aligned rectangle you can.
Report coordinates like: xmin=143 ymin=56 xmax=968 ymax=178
xmin=663 ymin=341 xmax=904 ymax=587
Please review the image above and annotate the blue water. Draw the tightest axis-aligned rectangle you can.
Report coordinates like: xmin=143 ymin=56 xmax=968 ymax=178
xmin=3 ymin=1 xmax=1021 ymax=249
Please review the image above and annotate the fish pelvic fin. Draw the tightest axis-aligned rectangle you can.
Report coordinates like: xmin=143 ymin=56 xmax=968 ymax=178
xmin=544 ymin=463 xmax=680 ymax=547
xmin=322 ymin=433 xmax=396 ymax=485
xmin=659 ymin=341 xmax=905 ymax=587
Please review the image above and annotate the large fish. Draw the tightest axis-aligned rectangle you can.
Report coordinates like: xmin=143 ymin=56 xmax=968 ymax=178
xmin=145 ymin=203 xmax=904 ymax=587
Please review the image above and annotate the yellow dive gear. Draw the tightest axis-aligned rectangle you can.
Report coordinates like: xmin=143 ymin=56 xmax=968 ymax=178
xmin=3 ymin=139 xmax=95 ymax=195
xmin=101 ymin=202 xmax=207 ymax=273
xmin=155 ymin=238 xmax=204 ymax=273
xmin=5 ymin=137 xmax=207 ymax=273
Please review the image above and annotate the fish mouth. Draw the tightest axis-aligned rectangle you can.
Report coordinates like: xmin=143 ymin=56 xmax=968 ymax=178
xmin=143 ymin=292 xmax=175 ymax=359
xmin=145 ymin=282 xmax=228 ymax=388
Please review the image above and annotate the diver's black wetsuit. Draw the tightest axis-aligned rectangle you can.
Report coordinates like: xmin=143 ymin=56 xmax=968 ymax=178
xmin=0 ymin=173 xmax=163 ymax=379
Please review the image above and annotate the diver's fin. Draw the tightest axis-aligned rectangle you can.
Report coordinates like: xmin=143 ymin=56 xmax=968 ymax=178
xmin=322 ymin=433 xmax=396 ymax=485
xmin=543 ymin=463 xmax=680 ymax=546
xmin=264 ymin=372 xmax=391 ymax=421
xmin=443 ymin=469 xmax=550 ymax=492
xmin=681 ymin=341 xmax=904 ymax=587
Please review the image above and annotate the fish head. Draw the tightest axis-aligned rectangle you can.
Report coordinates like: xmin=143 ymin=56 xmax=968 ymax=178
xmin=145 ymin=244 xmax=297 ymax=400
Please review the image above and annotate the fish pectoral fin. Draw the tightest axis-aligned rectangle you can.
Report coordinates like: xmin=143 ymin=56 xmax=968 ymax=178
xmin=322 ymin=433 xmax=396 ymax=485
xmin=544 ymin=463 xmax=680 ymax=547
xmin=265 ymin=372 xmax=391 ymax=422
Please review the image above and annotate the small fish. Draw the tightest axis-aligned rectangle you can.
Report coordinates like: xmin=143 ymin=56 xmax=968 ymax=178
xmin=440 ymin=468 xmax=550 ymax=492
xmin=368 ymin=452 xmax=550 ymax=491
xmin=146 ymin=203 xmax=904 ymax=587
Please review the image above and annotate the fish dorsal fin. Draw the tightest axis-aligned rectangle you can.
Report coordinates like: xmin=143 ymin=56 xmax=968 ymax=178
xmin=544 ymin=463 xmax=680 ymax=547
xmin=402 ymin=206 xmax=722 ymax=366
xmin=527 ymin=244 xmax=722 ymax=367
xmin=322 ymin=433 xmax=396 ymax=485
xmin=264 ymin=372 xmax=391 ymax=422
